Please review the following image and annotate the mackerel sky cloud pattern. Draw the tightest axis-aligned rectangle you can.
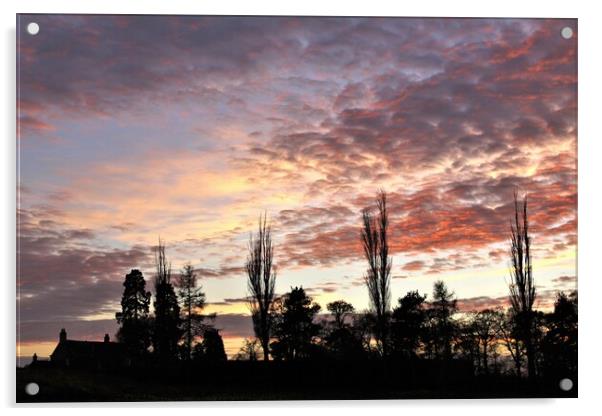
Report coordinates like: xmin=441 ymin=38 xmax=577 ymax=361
xmin=17 ymin=16 xmax=577 ymax=356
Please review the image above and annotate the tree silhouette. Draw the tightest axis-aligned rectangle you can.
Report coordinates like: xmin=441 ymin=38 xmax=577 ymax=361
xmin=177 ymin=263 xmax=207 ymax=360
xmin=327 ymin=300 xmax=355 ymax=330
xmin=429 ymin=280 xmax=457 ymax=360
xmin=352 ymin=312 xmax=378 ymax=354
xmin=202 ymin=328 xmax=227 ymax=361
xmin=25 ymin=175 xmax=582 ymax=402
xmin=456 ymin=318 xmax=480 ymax=369
xmin=270 ymin=287 xmax=322 ymax=360
xmin=323 ymin=300 xmax=365 ymax=359
xmin=152 ymin=239 xmax=181 ymax=361
xmin=234 ymin=338 xmax=261 ymax=361
xmin=323 ymin=327 xmax=365 ymax=360
xmin=508 ymin=192 xmax=537 ymax=380
xmin=390 ymin=291 xmax=427 ymax=358
xmin=471 ymin=309 xmax=502 ymax=374
xmin=361 ymin=190 xmax=392 ymax=355
xmin=541 ymin=291 xmax=577 ymax=377
xmin=495 ymin=308 xmax=524 ymax=376
xmin=246 ymin=214 xmax=277 ymax=361
xmin=115 ymin=269 xmax=152 ymax=356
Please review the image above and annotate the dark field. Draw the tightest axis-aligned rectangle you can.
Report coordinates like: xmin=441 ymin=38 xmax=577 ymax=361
xmin=16 ymin=361 xmax=577 ymax=402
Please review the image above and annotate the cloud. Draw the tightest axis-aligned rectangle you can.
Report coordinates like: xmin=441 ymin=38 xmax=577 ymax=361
xmin=206 ymin=296 xmax=250 ymax=307
xmin=215 ymin=19 xmax=575 ymax=271
xmin=552 ymin=275 xmax=577 ymax=289
xmin=402 ymin=260 xmax=425 ymax=271
xmin=553 ymin=275 xmax=576 ymax=284
xmin=307 ymin=282 xmax=341 ymax=294
xmin=18 ymin=208 xmax=153 ymax=324
xmin=457 ymin=295 xmax=509 ymax=312
xmin=18 ymin=319 xmax=118 ymax=344
xmin=195 ymin=266 xmax=246 ymax=280
xmin=271 ymin=166 xmax=575 ymax=269
xmin=18 ymin=115 xmax=55 ymax=133
xmin=19 ymin=19 xmax=576 ymax=269
xmin=17 ymin=16 xmax=576 ymax=346
xmin=457 ymin=289 xmax=573 ymax=313
xmin=280 ymin=224 xmax=361 ymax=267
xmin=212 ymin=313 xmax=253 ymax=339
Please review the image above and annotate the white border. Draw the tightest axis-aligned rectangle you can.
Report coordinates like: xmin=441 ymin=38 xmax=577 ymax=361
xmin=2 ymin=0 xmax=601 ymax=414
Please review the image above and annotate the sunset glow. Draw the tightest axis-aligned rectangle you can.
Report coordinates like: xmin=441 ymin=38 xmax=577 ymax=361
xmin=17 ymin=16 xmax=576 ymax=361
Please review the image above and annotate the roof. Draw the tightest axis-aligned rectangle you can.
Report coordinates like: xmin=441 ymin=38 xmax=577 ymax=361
xmin=51 ymin=340 xmax=126 ymax=360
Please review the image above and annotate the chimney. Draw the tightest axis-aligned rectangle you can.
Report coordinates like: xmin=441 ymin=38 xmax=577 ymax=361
xmin=104 ymin=333 xmax=110 ymax=343
xmin=59 ymin=328 xmax=67 ymax=343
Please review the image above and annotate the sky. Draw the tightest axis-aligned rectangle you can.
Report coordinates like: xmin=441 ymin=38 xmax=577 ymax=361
xmin=16 ymin=15 xmax=577 ymax=361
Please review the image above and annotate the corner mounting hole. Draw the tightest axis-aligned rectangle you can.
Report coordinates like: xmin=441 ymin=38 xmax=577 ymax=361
xmin=559 ymin=378 xmax=573 ymax=391
xmin=25 ymin=382 xmax=39 ymax=396
xmin=26 ymin=22 xmax=40 ymax=36
xmin=561 ymin=26 xmax=573 ymax=39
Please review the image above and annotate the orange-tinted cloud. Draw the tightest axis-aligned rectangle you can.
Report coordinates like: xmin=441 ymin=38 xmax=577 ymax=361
xmin=17 ymin=16 xmax=576 ymax=350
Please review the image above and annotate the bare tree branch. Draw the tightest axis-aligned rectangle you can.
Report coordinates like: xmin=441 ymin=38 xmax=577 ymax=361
xmin=361 ymin=190 xmax=392 ymax=355
xmin=508 ymin=192 xmax=536 ymax=379
xmin=246 ymin=213 xmax=277 ymax=360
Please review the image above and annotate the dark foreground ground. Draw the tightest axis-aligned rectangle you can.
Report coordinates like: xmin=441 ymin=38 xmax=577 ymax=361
xmin=16 ymin=361 xmax=577 ymax=402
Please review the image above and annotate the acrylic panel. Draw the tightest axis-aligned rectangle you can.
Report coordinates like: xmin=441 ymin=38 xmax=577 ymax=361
xmin=16 ymin=15 xmax=578 ymax=402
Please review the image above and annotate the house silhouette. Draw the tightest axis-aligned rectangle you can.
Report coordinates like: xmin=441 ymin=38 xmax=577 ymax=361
xmin=49 ymin=328 xmax=129 ymax=369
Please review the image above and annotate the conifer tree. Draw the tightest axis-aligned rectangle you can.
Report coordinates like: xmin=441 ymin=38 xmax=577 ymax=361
xmin=116 ymin=269 xmax=152 ymax=356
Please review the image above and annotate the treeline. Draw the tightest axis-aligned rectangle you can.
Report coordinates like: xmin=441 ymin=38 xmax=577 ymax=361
xmin=234 ymin=281 xmax=577 ymax=380
xmin=113 ymin=190 xmax=576 ymax=382
xmin=237 ymin=190 xmax=576 ymax=381
xmin=115 ymin=239 xmax=226 ymax=363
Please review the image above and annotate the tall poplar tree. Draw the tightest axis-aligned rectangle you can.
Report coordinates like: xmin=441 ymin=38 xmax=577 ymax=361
xmin=152 ymin=239 xmax=181 ymax=361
